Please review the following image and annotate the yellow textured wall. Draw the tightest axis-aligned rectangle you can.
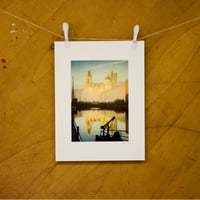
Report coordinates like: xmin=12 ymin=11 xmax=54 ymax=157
xmin=0 ymin=0 xmax=200 ymax=198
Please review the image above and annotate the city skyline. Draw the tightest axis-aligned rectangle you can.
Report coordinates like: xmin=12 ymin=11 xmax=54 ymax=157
xmin=71 ymin=60 xmax=128 ymax=102
xmin=71 ymin=60 xmax=128 ymax=90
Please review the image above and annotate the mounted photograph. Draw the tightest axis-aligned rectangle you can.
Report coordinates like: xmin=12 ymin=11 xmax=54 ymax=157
xmin=71 ymin=60 xmax=129 ymax=142
xmin=55 ymin=41 xmax=144 ymax=161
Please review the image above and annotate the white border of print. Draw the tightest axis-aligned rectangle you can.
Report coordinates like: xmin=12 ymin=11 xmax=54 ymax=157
xmin=55 ymin=41 xmax=145 ymax=161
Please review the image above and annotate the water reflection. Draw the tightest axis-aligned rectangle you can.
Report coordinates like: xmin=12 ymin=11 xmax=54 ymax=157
xmin=73 ymin=109 xmax=128 ymax=142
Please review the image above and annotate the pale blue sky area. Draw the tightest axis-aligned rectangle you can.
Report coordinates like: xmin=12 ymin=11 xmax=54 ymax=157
xmin=71 ymin=60 xmax=128 ymax=89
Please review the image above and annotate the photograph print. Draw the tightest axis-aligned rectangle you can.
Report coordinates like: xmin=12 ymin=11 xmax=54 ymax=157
xmin=71 ymin=60 xmax=129 ymax=142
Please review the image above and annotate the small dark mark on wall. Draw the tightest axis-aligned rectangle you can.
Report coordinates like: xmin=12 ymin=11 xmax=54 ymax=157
xmin=1 ymin=58 xmax=6 ymax=63
xmin=188 ymin=157 xmax=196 ymax=162
xmin=1 ymin=58 xmax=7 ymax=69
xmin=50 ymin=43 xmax=54 ymax=49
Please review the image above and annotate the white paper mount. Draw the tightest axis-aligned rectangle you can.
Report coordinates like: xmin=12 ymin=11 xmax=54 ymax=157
xmin=55 ymin=23 xmax=145 ymax=161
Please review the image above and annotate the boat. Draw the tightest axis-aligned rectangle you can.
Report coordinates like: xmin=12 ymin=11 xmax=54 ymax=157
xmin=95 ymin=116 xmax=123 ymax=141
xmin=96 ymin=131 xmax=123 ymax=141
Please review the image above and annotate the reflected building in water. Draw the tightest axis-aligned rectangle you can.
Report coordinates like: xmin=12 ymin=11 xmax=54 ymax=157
xmin=77 ymin=109 xmax=128 ymax=135
xmin=83 ymin=110 xmax=117 ymax=134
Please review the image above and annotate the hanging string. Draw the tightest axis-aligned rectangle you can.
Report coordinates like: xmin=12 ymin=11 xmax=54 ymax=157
xmin=0 ymin=8 xmax=64 ymax=39
xmin=0 ymin=8 xmax=200 ymax=40
xmin=139 ymin=16 xmax=200 ymax=39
